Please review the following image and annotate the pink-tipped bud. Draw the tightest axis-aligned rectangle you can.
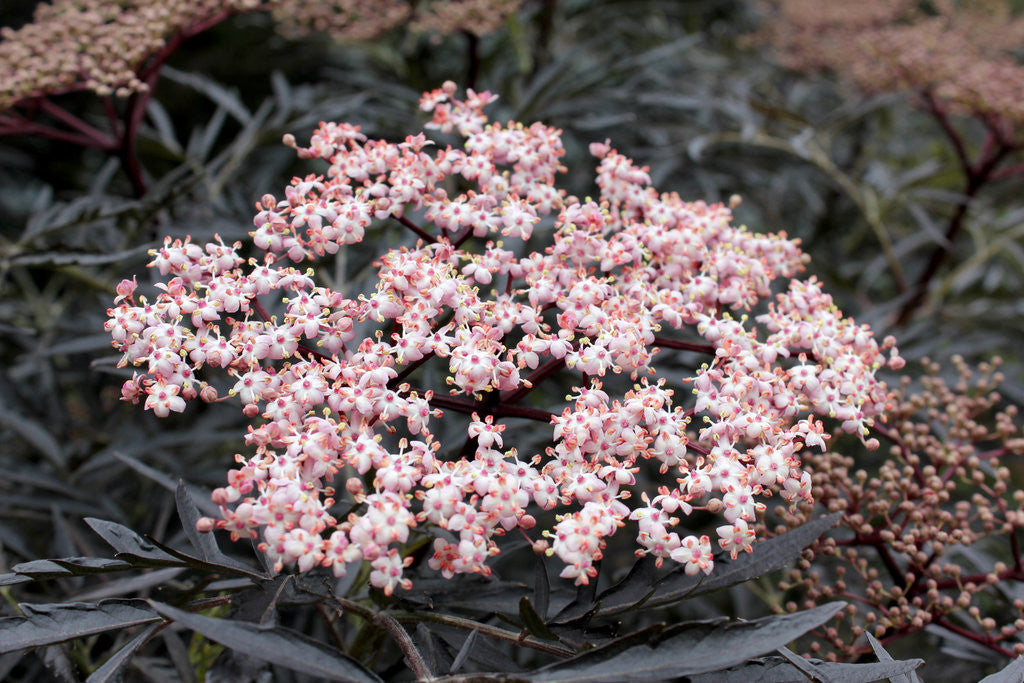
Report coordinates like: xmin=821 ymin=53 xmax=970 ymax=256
xmin=200 ymin=385 xmax=219 ymax=403
xmin=114 ymin=277 xmax=137 ymax=303
xmin=196 ymin=517 xmax=216 ymax=533
xmin=243 ymin=403 xmax=260 ymax=418
xmin=212 ymin=487 xmax=238 ymax=505
xmin=519 ymin=514 xmax=537 ymax=530
xmin=121 ymin=377 xmax=142 ymax=403
xmin=345 ymin=477 xmax=365 ymax=497
xmin=589 ymin=139 xmax=611 ymax=158
xmin=260 ymin=193 xmax=277 ymax=209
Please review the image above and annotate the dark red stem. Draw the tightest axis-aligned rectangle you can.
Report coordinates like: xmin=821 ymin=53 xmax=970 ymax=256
xmin=394 ymin=215 xmax=436 ymax=244
xmin=652 ymin=335 xmax=715 ymax=355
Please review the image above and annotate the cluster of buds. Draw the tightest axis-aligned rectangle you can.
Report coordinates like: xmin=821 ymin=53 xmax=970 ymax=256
xmin=0 ymin=0 xmax=520 ymax=111
xmin=772 ymin=357 xmax=1024 ymax=658
xmin=754 ymin=0 xmax=1024 ymax=132
xmin=108 ymin=82 xmax=904 ymax=593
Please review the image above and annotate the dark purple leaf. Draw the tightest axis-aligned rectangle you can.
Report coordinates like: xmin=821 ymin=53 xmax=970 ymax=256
xmin=85 ymin=623 xmax=163 ymax=683
xmin=689 ymin=655 xmax=924 ymax=682
xmin=0 ymin=599 xmax=160 ymax=654
xmin=519 ymin=597 xmax=560 ymax=642
xmin=148 ymin=600 xmax=381 ymax=682
xmin=980 ymin=656 xmax=1024 ymax=683
xmin=528 ymin=602 xmax=846 ymax=681
xmin=645 ymin=513 xmax=842 ymax=609
xmin=84 ymin=518 xmax=181 ymax=566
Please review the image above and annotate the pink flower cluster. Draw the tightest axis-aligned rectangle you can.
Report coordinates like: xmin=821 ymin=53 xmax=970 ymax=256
xmin=108 ymin=82 xmax=904 ymax=593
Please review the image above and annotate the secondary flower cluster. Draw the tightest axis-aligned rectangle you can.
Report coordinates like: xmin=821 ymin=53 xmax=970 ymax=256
xmin=754 ymin=0 xmax=1024 ymax=130
xmin=774 ymin=357 xmax=1024 ymax=659
xmin=108 ymin=82 xmax=904 ymax=592
xmin=0 ymin=0 xmax=519 ymax=111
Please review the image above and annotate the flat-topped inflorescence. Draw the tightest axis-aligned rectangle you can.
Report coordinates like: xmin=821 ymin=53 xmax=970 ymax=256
xmin=108 ymin=82 xmax=904 ymax=592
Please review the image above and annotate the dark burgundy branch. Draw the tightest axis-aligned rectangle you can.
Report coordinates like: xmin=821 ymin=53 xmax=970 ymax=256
xmin=894 ymin=137 xmax=1013 ymax=326
xmin=652 ymin=335 xmax=715 ymax=355
xmin=427 ymin=393 xmax=555 ymax=423
xmin=922 ymin=92 xmax=971 ymax=177
xmin=501 ymin=356 xmax=566 ymax=404
xmin=394 ymin=215 xmax=436 ymax=243
xmin=37 ymin=98 xmax=118 ymax=148
xmin=932 ymin=616 xmax=1016 ymax=658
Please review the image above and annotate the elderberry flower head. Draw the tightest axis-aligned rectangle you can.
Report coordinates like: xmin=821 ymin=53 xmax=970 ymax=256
xmin=108 ymin=82 xmax=903 ymax=591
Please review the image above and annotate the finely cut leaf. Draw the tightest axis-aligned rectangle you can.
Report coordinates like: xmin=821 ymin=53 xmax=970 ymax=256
xmin=979 ymin=656 xmax=1024 ymax=683
xmin=774 ymin=646 xmax=822 ymax=678
xmin=551 ymin=560 xmax=601 ymax=624
xmin=175 ymin=480 xmax=247 ymax=571
xmin=85 ymin=622 xmax=163 ymax=683
xmin=148 ymin=600 xmax=381 ymax=682
xmin=519 ymin=597 xmax=560 ymax=642
xmin=9 ymin=560 xmax=73 ymax=580
xmin=644 ymin=512 xmax=842 ymax=609
xmin=865 ymin=632 xmax=921 ymax=683
xmin=534 ymin=561 xmax=551 ymax=621
xmin=450 ymin=628 xmax=479 ymax=674
xmin=690 ymin=655 xmax=924 ymax=682
xmin=528 ymin=602 xmax=846 ymax=681
xmin=0 ymin=558 xmax=137 ymax=588
xmin=590 ymin=556 xmax=659 ymax=616
xmin=51 ymin=558 xmax=135 ymax=575
xmin=84 ymin=518 xmax=181 ymax=565
xmin=0 ymin=574 xmax=32 ymax=587
xmin=0 ymin=599 xmax=160 ymax=653
xmin=144 ymin=534 xmax=267 ymax=580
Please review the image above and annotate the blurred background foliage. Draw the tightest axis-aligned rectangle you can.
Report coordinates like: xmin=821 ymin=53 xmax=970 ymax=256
xmin=1 ymin=0 xmax=1023 ymax=678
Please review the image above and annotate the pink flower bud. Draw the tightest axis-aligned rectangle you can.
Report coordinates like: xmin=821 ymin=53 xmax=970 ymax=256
xmin=114 ymin=277 xmax=137 ymax=303
xmin=589 ymin=140 xmax=611 ymax=158
xmin=196 ymin=517 xmax=216 ymax=533
xmin=346 ymin=477 xmax=365 ymax=497
xmin=120 ymin=377 xmax=142 ymax=403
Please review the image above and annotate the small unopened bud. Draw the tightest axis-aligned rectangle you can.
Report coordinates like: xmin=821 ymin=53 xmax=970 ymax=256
xmin=346 ymin=477 xmax=365 ymax=497
xmin=114 ymin=277 xmax=137 ymax=302
xmin=519 ymin=514 xmax=536 ymax=530
xmin=243 ymin=403 xmax=260 ymax=418
xmin=200 ymin=385 xmax=219 ymax=402
xmin=121 ymin=378 xmax=142 ymax=403
xmin=728 ymin=194 xmax=742 ymax=209
xmin=212 ymin=487 xmax=239 ymax=505
xmin=196 ymin=517 xmax=216 ymax=533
